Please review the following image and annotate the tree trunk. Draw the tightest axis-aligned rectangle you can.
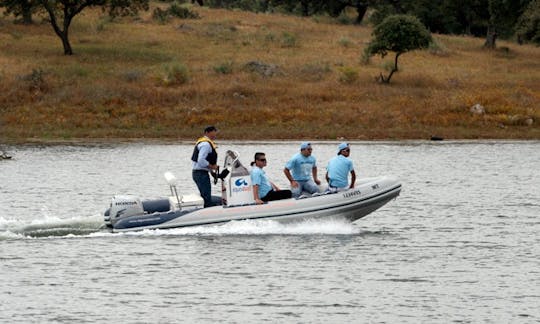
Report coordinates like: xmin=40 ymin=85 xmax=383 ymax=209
xmin=380 ymin=52 xmax=401 ymax=84
xmin=42 ymin=1 xmax=75 ymax=55
xmin=60 ymin=32 xmax=73 ymax=55
xmin=484 ymin=26 xmax=497 ymax=49
xmin=300 ymin=1 xmax=309 ymax=16
xmin=21 ymin=0 xmax=33 ymax=24
xmin=354 ymin=3 xmax=368 ymax=25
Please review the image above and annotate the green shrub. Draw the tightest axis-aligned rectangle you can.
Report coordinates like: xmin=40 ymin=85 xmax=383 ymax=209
xmin=338 ymin=37 xmax=353 ymax=48
xmin=162 ymin=63 xmax=189 ymax=86
xmin=121 ymin=70 xmax=145 ymax=82
xmin=152 ymin=2 xmax=200 ymax=24
xmin=338 ymin=67 xmax=359 ymax=84
xmin=281 ymin=32 xmax=298 ymax=47
xmin=213 ymin=61 xmax=234 ymax=74
xmin=169 ymin=3 xmax=200 ymax=19
xmin=264 ymin=32 xmax=276 ymax=43
xmin=428 ymin=39 xmax=449 ymax=56
xmin=19 ymin=68 xmax=48 ymax=92
xmin=299 ymin=62 xmax=331 ymax=81
xmin=152 ymin=7 xmax=170 ymax=24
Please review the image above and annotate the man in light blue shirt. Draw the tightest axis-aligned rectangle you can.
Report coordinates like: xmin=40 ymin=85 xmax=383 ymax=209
xmin=284 ymin=142 xmax=321 ymax=198
xmin=251 ymin=152 xmax=291 ymax=204
xmin=326 ymin=142 xmax=356 ymax=191
xmin=251 ymin=163 xmax=273 ymax=202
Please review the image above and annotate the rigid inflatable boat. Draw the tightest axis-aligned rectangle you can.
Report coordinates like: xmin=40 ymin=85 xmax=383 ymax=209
xmin=104 ymin=151 xmax=401 ymax=232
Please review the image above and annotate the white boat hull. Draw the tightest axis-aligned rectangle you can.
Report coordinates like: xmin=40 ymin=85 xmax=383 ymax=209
xmin=107 ymin=176 xmax=401 ymax=233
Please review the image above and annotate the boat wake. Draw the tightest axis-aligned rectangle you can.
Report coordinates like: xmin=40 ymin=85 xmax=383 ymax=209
xmin=1 ymin=215 xmax=362 ymax=239
xmin=0 ymin=214 xmax=105 ymax=239
xmin=90 ymin=218 xmax=362 ymax=237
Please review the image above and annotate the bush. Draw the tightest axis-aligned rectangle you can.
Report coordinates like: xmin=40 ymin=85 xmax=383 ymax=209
xmin=121 ymin=70 xmax=145 ymax=82
xmin=281 ymin=32 xmax=298 ymax=47
xmin=299 ymin=62 xmax=331 ymax=81
xmin=213 ymin=61 xmax=234 ymax=74
xmin=338 ymin=67 xmax=359 ymax=84
xmin=428 ymin=39 xmax=450 ymax=56
xmin=152 ymin=2 xmax=200 ymax=24
xmin=152 ymin=7 xmax=170 ymax=24
xmin=169 ymin=3 xmax=200 ymax=19
xmin=338 ymin=37 xmax=353 ymax=48
xmin=162 ymin=63 xmax=189 ymax=86
xmin=19 ymin=68 xmax=48 ymax=92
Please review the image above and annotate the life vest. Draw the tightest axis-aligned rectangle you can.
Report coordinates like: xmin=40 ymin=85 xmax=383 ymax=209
xmin=191 ymin=136 xmax=218 ymax=165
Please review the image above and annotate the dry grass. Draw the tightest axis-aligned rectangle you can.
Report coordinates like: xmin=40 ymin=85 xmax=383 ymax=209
xmin=0 ymin=4 xmax=539 ymax=142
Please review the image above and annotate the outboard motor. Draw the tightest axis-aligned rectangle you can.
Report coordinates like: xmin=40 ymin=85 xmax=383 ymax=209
xmin=107 ymin=195 xmax=144 ymax=224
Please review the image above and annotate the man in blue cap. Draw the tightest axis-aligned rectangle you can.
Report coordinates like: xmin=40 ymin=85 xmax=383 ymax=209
xmin=283 ymin=142 xmax=321 ymax=198
xmin=326 ymin=142 xmax=356 ymax=192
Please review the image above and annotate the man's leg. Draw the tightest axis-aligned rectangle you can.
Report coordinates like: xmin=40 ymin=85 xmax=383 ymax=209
xmin=290 ymin=184 xmax=302 ymax=198
xmin=193 ymin=170 xmax=212 ymax=207
xmin=302 ymin=180 xmax=321 ymax=194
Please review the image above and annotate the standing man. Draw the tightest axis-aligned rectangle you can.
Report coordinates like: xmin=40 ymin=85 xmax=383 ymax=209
xmin=284 ymin=142 xmax=321 ymax=198
xmin=326 ymin=142 xmax=356 ymax=192
xmin=191 ymin=126 xmax=218 ymax=207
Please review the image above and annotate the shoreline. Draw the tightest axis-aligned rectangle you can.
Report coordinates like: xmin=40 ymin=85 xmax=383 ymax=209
xmin=2 ymin=137 xmax=539 ymax=146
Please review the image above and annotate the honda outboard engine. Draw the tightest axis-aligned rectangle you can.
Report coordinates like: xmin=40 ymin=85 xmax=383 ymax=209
xmin=106 ymin=195 xmax=144 ymax=225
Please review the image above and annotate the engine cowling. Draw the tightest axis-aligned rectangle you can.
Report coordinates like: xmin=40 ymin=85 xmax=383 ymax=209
xmin=108 ymin=195 xmax=144 ymax=222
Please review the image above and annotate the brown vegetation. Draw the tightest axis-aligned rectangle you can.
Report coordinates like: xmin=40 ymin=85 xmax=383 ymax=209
xmin=0 ymin=5 xmax=539 ymax=142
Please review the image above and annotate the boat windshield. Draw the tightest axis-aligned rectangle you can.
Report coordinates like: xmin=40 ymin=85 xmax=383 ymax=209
xmin=223 ymin=150 xmax=250 ymax=177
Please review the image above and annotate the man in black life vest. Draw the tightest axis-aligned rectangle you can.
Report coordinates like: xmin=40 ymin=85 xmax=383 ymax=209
xmin=191 ymin=126 xmax=219 ymax=207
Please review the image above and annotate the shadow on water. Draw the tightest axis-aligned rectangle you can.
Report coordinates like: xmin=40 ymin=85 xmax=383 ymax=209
xmin=0 ymin=216 xmax=106 ymax=239
xmin=17 ymin=226 xmax=105 ymax=238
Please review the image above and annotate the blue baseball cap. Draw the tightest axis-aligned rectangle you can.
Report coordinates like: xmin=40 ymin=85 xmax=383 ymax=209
xmin=337 ymin=142 xmax=349 ymax=154
xmin=300 ymin=142 xmax=311 ymax=150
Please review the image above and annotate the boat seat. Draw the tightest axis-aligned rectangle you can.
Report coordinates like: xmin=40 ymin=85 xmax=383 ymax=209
xmin=142 ymin=199 xmax=171 ymax=213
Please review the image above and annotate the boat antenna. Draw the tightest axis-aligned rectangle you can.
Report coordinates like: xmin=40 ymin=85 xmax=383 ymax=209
xmin=164 ymin=171 xmax=181 ymax=210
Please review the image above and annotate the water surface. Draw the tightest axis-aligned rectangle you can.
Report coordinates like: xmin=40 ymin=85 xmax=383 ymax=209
xmin=1 ymin=141 xmax=539 ymax=323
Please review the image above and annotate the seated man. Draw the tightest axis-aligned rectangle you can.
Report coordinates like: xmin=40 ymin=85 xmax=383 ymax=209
xmin=251 ymin=152 xmax=292 ymax=204
xmin=326 ymin=142 xmax=356 ymax=192
xmin=284 ymin=142 xmax=321 ymax=198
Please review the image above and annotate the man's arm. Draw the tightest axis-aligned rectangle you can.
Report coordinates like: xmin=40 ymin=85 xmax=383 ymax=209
xmin=349 ymin=170 xmax=356 ymax=188
xmin=312 ymin=166 xmax=321 ymax=185
xmin=284 ymin=168 xmax=298 ymax=188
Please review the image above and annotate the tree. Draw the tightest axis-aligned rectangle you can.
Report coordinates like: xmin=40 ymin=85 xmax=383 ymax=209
xmin=484 ymin=0 xmax=532 ymax=48
xmin=515 ymin=0 xmax=540 ymax=45
xmin=39 ymin=0 xmax=149 ymax=55
xmin=0 ymin=0 xmax=40 ymax=24
xmin=365 ymin=14 xmax=432 ymax=83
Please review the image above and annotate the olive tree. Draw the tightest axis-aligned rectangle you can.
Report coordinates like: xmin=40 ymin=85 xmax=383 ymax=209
xmin=0 ymin=0 xmax=40 ymax=24
xmin=515 ymin=0 xmax=540 ymax=45
xmin=364 ymin=14 xmax=432 ymax=83
xmin=39 ymin=0 xmax=149 ymax=55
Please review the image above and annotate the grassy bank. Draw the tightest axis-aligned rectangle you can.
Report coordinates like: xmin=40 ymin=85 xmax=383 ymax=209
xmin=0 ymin=4 xmax=539 ymax=142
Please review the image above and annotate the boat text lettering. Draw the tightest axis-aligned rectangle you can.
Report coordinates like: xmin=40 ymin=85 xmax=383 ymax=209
xmin=115 ymin=201 xmax=138 ymax=206
xmin=343 ymin=190 xmax=361 ymax=198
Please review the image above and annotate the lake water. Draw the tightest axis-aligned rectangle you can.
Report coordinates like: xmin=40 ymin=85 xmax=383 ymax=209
xmin=1 ymin=141 xmax=539 ymax=323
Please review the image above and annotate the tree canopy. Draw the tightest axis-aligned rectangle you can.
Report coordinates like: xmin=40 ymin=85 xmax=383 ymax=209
xmin=2 ymin=0 xmax=538 ymax=49
xmin=515 ymin=0 xmax=540 ymax=45
xmin=365 ymin=14 xmax=432 ymax=83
